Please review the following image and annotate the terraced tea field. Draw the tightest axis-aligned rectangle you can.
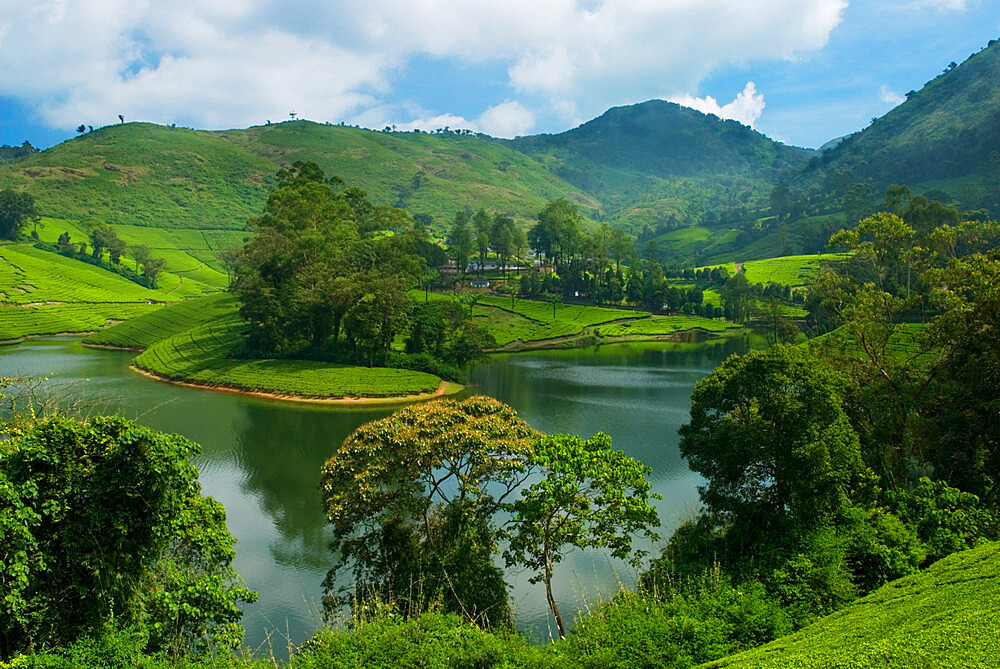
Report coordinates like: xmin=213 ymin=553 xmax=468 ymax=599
xmin=86 ymin=293 xmax=239 ymax=348
xmin=707 ymin=542 xmax=1000 ymax=668
xmin=133 ymin=314 xmax=441 ymax=399
xmin=0 ymin=303 xmax=159 ymax=341
xmin=35 ymin=217 xmax=238 ymax=292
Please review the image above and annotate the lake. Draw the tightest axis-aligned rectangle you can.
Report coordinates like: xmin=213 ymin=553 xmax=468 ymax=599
xmin=0 ymin=334 xmax=756 ymax=654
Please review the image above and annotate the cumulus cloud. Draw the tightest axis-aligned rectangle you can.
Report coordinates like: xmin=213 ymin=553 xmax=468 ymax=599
xmin=670 ymin=82 xmax=766 ymax=127
xmin=0 ymin=0 xmax=847 ymax=133
xmin=880 ymin=85 xmax=905 ymax=105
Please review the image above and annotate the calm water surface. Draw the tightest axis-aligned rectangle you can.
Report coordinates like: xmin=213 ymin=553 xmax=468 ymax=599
xmin=0 ymin=335 xmax=755 ymax=653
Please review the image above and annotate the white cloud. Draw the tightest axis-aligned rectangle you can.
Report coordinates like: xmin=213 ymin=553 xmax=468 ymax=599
xmin=352 ymin=100 xmax=535 ymax=138
xmin=476 ymin=101 xmax=535 ymax=138
xmin=0 ymin=0 xmax=847 ymax=133
xmin=880 ymin=85 xmax=905 ymax=105
xmin=670 ymin=82 xmax=766 ymax=127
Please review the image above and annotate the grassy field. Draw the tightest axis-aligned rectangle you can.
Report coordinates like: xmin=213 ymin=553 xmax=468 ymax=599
xmin=419 ymin=292 xmax=743 ymax=346
xmin=85 ymin=293 xmax=239 ymax=348
xmin=0 ymin=239 xmax=229 ymax=341
xmin=705 ymin=542 xmax=1000 ymax=668
xmin=132 ymin=312 xmax=442 ymax=399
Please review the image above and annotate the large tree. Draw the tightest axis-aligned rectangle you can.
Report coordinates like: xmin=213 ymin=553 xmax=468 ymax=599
xmin=679 ymin=345 xmax=871 ymax=554
xmin=320 ymin=396 xmax=539 ymax=627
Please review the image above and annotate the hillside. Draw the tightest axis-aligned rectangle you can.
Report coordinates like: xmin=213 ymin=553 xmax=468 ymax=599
xmin=510 ymin=100 xmax=815 ymax=231
xmin=704 ymin=541 xmax=1000 ymax=668
xmin=0 ymin=121 xmax=601 ymax=235
xmin=801 ymin=38 xmax=1000 ymax=212
xmin=0 ymin=104 xmax=816 ymax=239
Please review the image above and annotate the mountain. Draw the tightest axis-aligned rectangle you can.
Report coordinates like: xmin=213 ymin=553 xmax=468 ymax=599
xmin=509 ymin=100 xmax=815 ymax=231
xmin=801 ymin=38 xmax=1000 ymax=212
xmin=0 ymin=103 xmax=811 ymax=237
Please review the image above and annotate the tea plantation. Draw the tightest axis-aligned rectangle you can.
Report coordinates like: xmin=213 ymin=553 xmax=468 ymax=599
xmin=704 ymin=542 xmax=1000 ymax=668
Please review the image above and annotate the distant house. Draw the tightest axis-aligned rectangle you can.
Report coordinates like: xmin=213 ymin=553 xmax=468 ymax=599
xmin=469 ymin=279 xmax=490 ymax=288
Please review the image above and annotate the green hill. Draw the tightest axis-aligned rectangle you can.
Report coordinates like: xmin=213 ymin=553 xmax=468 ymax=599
xmin=0 ymin=121 xmax=601 ymax=235
xmin=509 ymin=100 xmax=815 ymax=231
xmin=703 ymin=541 xmax=1000 ymax=668
xmin=801 ymin=38 xmax=1000 ymax=213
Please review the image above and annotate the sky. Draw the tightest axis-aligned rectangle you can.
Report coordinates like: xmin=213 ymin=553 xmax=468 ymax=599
xmin=0 ymin=0 xmax=998 ymax=150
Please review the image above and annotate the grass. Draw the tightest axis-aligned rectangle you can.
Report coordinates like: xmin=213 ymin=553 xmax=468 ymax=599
xmin=420 ymin=292 xmax=741 ymax=346
xmin=85 ymin=294 xmax=239 ymax=348
xmin=132 ymin=313 xmax=442 ymax=399
xmin=34 ymin=217 xmax=236 ymax=291
xmin=741 ymin=254 xmax=848 ymax=286
xmin=703 ymin=541 xmax=1000 ymax=668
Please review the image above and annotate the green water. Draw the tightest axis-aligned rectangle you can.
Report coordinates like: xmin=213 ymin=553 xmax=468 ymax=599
xmin=0 ymin=335 xmax=755 ymax=652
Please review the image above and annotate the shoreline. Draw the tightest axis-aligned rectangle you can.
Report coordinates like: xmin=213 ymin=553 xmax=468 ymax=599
xmin=489 ymin=325 xmax=745 ymax=353
xmin=130 ymin=365 xmax=464 ymax=406
xmin=0 ymin=330 xmax=97 ymax=346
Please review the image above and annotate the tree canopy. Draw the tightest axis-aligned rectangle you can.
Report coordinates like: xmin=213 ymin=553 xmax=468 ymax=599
xmin=0 ymin=415 xmax=254 ymax=659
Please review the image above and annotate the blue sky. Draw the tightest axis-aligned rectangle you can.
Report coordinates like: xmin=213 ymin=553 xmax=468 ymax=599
xmin=1 ymin=0 xmax=997 ymax=150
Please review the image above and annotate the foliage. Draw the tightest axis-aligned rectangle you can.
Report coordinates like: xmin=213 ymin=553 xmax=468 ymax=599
xmin=680 ymin=345 xmax=871 ymax=545
xmin=0 ymin=190 xmax=37 ymax=240
xmin=505 ymin=433 xmax=660 ymax=638
xmin=557 ymin=580 xmax=790 ymax=668
xmin=319 ymin=397 xmax=539 ymax=627
xmin=0 ymin=415 xmax=254 ymax=658
xmin=232 ymin=161 xmax=422 ymax=358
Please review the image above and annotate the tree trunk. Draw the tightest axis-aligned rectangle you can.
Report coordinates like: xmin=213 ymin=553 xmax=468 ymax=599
xmin=544 ymin=551 xmax=565 ymax=639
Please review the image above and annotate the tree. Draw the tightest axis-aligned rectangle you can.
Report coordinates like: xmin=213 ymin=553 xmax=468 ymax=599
xmin=447 ymin=211 xmax=473 ymax=278
xmin=472 ymin=209 xmax=491 ymax=276
xmin=87 ymin=221 xmax=125 ymax=262
xmin=531 ymin=199 xmax=580 ymax=266
xmin=130 ymin=244 xmax=150 ymax=272
xmin=232 ymin=162 xmax=422 ymax=355
xmin=679 ymin=345 xmax=871 ymax=555
xmin=76 ymin=124 xmax=85 ymax=135
xmin=0 ymin=189 xmax=38 ymax=240
xmin=118 ymin=114 xmax=124 ymax=124
xmin=505 ymin=433 xmax=660 ymax=639
xmin=142 ymin=257 xmax=165 ymax=287
xmin=0 ymin=415 xmax=255 ymax=658
xmin=720 ymin=271 xmax=754 ymax=323
xmin=320 ymin=397 xmax=539 ymax=627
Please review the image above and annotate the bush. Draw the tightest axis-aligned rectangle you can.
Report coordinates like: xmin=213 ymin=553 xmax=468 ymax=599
xmin=556 ymin=581 xmax=790 ymax=669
